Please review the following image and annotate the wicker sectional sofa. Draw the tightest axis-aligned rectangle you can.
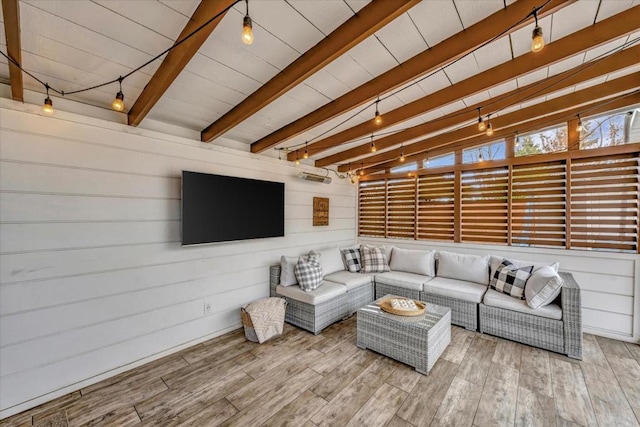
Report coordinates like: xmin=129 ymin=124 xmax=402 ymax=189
xmin=270 ymin=245 xmax=582 ymax=359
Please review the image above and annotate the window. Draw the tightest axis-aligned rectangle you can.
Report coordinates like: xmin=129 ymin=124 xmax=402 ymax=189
xmin=579 ymin=109 xmax=636 ymax=150
xmin=516 ymin=124 xmax=568 ymax=157
xmin=463 ymin=140 xmax=506 ymax=163
xmin=391 ymin=162 xmax=418 ymax=173
xmin=424 ymin=153 xmax=455 ymax=168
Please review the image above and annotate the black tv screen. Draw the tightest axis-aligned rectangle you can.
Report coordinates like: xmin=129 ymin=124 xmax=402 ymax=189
xmin=181 ymin=171 xmax=285 ymax=246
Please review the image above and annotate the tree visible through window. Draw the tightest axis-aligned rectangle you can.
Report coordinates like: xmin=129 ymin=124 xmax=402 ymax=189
xmin=579 ymin=111 xmax=629 ymax=149
xmin=515 ymin=124 xmax=568 ymax=157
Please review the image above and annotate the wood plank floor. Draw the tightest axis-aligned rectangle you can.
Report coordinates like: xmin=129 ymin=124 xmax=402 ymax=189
xmin=2 ymin=316 xmax=639 ymax=427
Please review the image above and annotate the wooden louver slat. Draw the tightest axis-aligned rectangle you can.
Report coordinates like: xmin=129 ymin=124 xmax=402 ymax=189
xmin=417 ymin=172 xmax=455 ymax=241
xmin=461 ymin=167 xmax=509 ymax=244
xmin=387 ymin=177 xmax=416 ymax=240
xmin=569 ymin=154 xmax=639 ymax=253
xmin=358 ymin=179 xmax=386 ymax=237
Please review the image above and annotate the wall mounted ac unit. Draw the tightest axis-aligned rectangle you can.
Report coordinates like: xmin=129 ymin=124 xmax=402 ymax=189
xmin=298 ymin=171 xmax=332 ymax=184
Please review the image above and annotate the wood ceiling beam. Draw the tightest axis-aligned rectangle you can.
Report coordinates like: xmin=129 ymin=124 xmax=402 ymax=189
xmin=318 ymin=45 xmax=640 ymax=167
xmin=2 ymin=0 xmax=23 ymax=101
xmin=128 ymin=0 xmax=236 ymax=127
xmin=201 ymin=0 xmax=420 ymax=143
xmin=341 ymin=72 xmax=639 ymax=173
xmin=305 ymin=5 xmax=640 ymax=161
xmin=249 ymin=0 xmax=573 ymax=154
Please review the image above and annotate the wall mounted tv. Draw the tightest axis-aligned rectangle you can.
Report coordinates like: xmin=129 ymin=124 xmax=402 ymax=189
xmin=181 ymin=171 xmax=285 ymax=246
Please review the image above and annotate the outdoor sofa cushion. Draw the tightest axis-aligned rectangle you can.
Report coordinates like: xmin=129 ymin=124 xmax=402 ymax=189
xmin=423 ymin=277 xmax=487 ymax=303
xmin=276 ymin=281 xmax=346 ymax=305
xmin=483 ymin=289 xmax=562 ymax=320
xmin=375 ymin=271 xmax=431 ymax=291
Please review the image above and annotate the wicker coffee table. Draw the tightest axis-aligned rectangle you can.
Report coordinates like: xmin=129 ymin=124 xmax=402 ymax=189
xmin=357 ymin=296 xmax=451 ymax=375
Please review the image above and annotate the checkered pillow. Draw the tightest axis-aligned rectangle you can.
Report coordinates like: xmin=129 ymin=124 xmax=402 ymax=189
xmin=490 ymin=259 xmax=533 ymax=299
xmin=360 ymin=245 xmax=390 ymax=273
xmin=341 ymin=248 xmax=361 ymax=273
xmin=294 ymin=252 xmax=323 ymax=291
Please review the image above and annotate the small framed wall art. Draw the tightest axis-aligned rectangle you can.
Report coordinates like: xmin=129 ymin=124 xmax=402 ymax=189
xmin=313 ymin=197 xmax=329 ymax=226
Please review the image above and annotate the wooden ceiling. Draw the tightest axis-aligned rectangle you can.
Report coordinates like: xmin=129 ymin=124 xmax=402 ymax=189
xmin=1 ymin=0 xmax=638 ymax=173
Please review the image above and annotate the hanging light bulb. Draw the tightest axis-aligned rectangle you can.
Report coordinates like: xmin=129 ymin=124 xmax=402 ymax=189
xmin=242 ymin=0 xmax=254 ymax=45
xmin=295 ymin=151 xmax=300 ymax=165
xmin=531 ymin=9 xmax=545 ymax=53
xmin=425 ymin=151 xmax=430 ymax=166
xmin=303 ymin=141 xmax=309 ymax=159
xmin=478 ymin=151 xmax=484 ymax=162
xmin=485 ymin=114 xmax=493 ymax=136
xmin=374 ymin=97 xmax=382 ymax=125
xmin=477 ymin=108 xmax=486 ymax=132
xmin=112 ymin=77 xmax=125 ymax=112
xmin=576 ymin=114 xmax=583 ymax=132
xmin=360 ymin=162 xmax=365 ymax=176
xmin=399 ymin=145 xmax=405 ymax=162
xmin=42 ymin=84 xmax=54 ymax=116
xmin=370 ymin=135 xmax=377 ymax=152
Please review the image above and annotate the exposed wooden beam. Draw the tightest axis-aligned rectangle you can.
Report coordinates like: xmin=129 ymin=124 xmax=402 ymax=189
xmin=2 ymin=0 xmax=23 ymax=101
xmin=201 ymin=0 xmax=420 ymax=143
xmin=344 ymin=74 xmax=639 ymax=173
xmin=128 ymin=0 xmax=236 ymax=127
xmin=317 ymin=45 xmax=640 ymax=167
xmin=307 ymin=6 xmax=640 ymax=161
xmin=250 ymin=0 xmax=573 ymax=154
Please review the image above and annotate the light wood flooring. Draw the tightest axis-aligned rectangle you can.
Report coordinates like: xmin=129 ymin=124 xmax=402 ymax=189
xmin=2 ymin=315 xmax=640 ymax=427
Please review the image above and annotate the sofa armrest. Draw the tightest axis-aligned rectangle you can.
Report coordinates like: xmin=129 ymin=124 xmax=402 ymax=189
xmin=270 ymin=264 xmax=281 ymax=297
xmin=559 ymin=272 xmax=582 ymax=359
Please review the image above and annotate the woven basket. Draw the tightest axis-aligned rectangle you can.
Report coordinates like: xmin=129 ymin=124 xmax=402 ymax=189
xmin=379 ymin=297 xmax=426 ymax=316
xmin=241 ymin=297 xmax=287 ymax=343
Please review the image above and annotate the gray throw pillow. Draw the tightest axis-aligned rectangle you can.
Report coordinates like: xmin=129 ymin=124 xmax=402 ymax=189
xmin=341 ymin=248 xmax=361 ymax=273
xmin=525 ymin=265 xmax=564 ymax=309
xmin=360 ymin=245 xmax=390 ymax=273
xmin=280 ymin=255 xmax=298 ymax=286
xmin=294 ymin=252 xmax=323 ymax=291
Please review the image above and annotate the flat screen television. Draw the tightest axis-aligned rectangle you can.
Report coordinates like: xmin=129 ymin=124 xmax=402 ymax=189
xmin=181 ymin=171 xmax=285 ymax=246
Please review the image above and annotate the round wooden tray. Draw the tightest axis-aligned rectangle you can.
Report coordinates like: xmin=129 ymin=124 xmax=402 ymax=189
xmin=378 ymin=297 xmax=426 ymax=316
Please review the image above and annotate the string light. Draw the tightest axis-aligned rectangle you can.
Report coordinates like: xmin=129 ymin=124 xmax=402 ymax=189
xmin=425 ymin=151 xmax=430 ymax=166
xmin=486 ymin=114 xmax=494 ymax=136
xmin=42 ymin=84 xmax=54 ymax=116
xmin=477 ymin=108 xmax=486 ymax=131
xmin=242 ymin=0 xmax=254 ymax=45
xmin=112 ymin=76 xmax=125 ymax=112
xmin=399 ymin=144 xmax=405 ymax=162
xmin=370 ymin=135 xmax=377 ymax=152
xmin=531 ymin=8 xmax=545 ymax=53
xmin=478 ymin=151 xmax=484 ymax=162
xmin=303 ymin=141 xmax=309 ymax=159
xmin=295 ymin=151 xmax=300 ymax=165
xmin=576 ymin=114 xmax=583 ymax=132
xmin=359 ymin=162 xmax=365 ymax=176
xmin=374 ymin=97 xmax=382 ymax=125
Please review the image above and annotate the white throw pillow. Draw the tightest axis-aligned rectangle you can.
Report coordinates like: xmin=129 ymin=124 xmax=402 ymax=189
xmin=437 ymin=251 xmax=490 ymax=285
xmin=389 ymin=247 xmax=436 ymax=277
xmin=489 ymin=255 xmax=559 ymax=283
xmin=280 ymin=255 xmax=298 ymax=286
xmin=315 ymin=247 xmax=344 ymax=275
xmin=525 ymin=265 xmax=564 ymax=309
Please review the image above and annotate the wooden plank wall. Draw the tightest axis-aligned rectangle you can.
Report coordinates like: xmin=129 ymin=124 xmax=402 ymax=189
xmin=360 ymin=237 xmax=639 ymax=344
xmin=0 ymin=104 xmax=357 ymax=418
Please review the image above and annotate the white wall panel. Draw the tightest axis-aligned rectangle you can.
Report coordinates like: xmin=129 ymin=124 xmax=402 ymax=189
xmin=0 ymin=104 xmax=356 ymax=418
xmin=360 ymin=238 xmax=639 ymax=342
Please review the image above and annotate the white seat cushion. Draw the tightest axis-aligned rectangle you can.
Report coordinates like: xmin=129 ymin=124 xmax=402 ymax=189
xmin=374 ymin=271 xmax=431 ymax=291
xmin=483 ymin=289 xmax=562 ymax=320
xmin=276 ymin=282 xmax=346 ymax=305
xmin=423 ymin=277 xmax=488 ymax=303
xmin=323 ymin=271 xmax=373 ymax=291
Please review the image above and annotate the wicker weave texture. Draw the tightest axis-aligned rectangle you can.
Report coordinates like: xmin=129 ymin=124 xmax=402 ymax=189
xmin=357 ymin=298 xmax=451 ymax=374
xmin=375 ymin=282 xmax=420 ymax=301
xmin=559 ymin=272 xmax=583 ymax=359
xmin=420 ymin=292 xmax=478 ymax=331
xmin=348 ymin=282 xmax=375 ymax=314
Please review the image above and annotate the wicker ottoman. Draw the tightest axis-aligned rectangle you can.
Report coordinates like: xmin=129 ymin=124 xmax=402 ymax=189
xmin=357 ymin=296 xmax=451 ymax=375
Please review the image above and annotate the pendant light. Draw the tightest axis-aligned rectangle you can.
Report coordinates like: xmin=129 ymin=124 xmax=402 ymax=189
xmin=576 ymin=114 xmax=583 ymax=132
xmin=370 ymin=135 xmax=377 ymax=152
xmin=359 ymin=162 xmax=365 ymax=176
xmin=42 ymin=84 xmax=54 ymax=116
xmin=477 ymin=108 xmax=486 ymax=131
xmin=303 ymin=141 xmax=309 ymax=159
xmin=531 ymin=9 xmax=545 ymax=53
xmin=399 ymin=144 xmax=405 ymax=162
xmin=112 ymin=76 xmax=125 ymax=112
xmin=295 ymin=151 xmax=300 ymax=165
xmin=242 ymin=0 xmax=254 ymax=45
xmin=374 ymin=97 xmax=382 ymax=125
xmin=478 ymin=151 xmax=484 ymax=162
xmin=425 ymin=151 xmax=430 ymax=166
xmin=486 ymin=114 xmax=494 ymax=137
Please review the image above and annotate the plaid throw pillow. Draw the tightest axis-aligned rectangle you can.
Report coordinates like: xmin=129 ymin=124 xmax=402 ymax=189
xmin=360 ymin=245 xmax=390 ymax=273
xmin=490 ymin=259 xmax=533 ymax=299
xmin=294 ymin=252 xmax=323 ymax=291
xmin=341 ymin=248 xmax=361 ymax=273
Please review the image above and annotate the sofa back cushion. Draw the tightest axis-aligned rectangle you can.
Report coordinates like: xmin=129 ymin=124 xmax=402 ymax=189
xmin=315 ymin=247 xmax=345 ymax=275
xmin=489 ymin=255 xmax=558 ymax=284
xmin=360 ymin=245 xmax=391 ymax=273
xmin=437 ymin=251 xmax=490 ymax=285
xmin=280 ymin=256 xmax=299 ymax=286
xmin=389 ymin=247 xmax=436 ymax=277
xmin=525 ymin=265 xmax=564 ymax=309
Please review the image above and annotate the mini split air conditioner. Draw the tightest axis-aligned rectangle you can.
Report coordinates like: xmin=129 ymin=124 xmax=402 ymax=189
xmin=298 ymin=171 xmax=332 ymax=184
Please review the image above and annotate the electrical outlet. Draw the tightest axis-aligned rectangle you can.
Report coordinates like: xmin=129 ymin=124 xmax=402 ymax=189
xmin=203 ymin=301 xmax=212 ymax=315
